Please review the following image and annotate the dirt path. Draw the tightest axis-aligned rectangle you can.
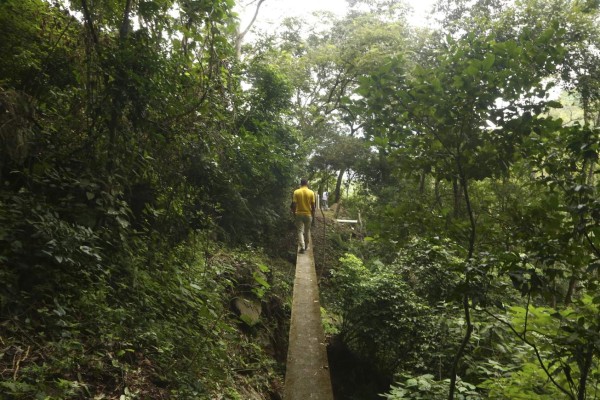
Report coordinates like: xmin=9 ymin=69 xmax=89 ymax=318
xmin=283 ymin=239 xmax=334 ymax=400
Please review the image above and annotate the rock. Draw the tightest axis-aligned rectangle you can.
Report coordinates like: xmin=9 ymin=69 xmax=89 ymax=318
xmin=233 ymin=297 xmax=262 ymax=327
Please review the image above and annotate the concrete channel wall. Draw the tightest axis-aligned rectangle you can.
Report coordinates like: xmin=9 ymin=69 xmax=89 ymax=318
xmin=283 ymin=240 xmax=334 ymax=400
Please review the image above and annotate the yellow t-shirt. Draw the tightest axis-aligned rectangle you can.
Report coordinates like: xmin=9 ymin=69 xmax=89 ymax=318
xmin=293 ymin=186 xmax=315 ymax=216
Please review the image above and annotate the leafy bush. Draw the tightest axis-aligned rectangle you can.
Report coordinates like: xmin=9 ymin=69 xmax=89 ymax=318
xmin=329 ymin=253 xmax=442 ymax=374
xmin=476 ymin=296 xmax=600 ymax=399
xmin=383 ymin=374 xmax=482 ymax=400
xmin=392 ymin=237 xmax=464 ymax=305
xmin=479 ymin=361 xmax=565 ymax=399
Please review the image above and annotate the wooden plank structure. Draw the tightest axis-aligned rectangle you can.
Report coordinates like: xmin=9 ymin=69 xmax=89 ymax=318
xmin=335 ymin=211 xmax=363 ymax=233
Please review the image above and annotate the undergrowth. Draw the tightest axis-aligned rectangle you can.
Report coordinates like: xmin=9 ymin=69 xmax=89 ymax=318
xmin=1 ymin=228 xmax=292 ymax=399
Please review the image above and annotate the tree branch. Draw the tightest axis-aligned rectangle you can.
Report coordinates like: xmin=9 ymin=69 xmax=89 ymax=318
xmin=235 ymin=0 xmax=267 ymax=58
xmin=80 ymin=0 xmax=99 ymax=46
xmin=584 ymin=231 xmax=600 ymax=259
xmin=119 ymin=0 xmax=133 ymax=41
xmin=483 ymin=309 xmax=575 ymax=399
xmin=577 ymin=342 xmax=595 ymax=400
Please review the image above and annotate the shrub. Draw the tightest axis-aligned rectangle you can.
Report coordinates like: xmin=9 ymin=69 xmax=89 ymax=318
xmin=330 ymin=253 xmax=441 ymax=374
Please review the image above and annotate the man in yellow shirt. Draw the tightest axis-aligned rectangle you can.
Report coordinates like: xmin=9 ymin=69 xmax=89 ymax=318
xmin=291 ymin=178 xmax=316 ymax=254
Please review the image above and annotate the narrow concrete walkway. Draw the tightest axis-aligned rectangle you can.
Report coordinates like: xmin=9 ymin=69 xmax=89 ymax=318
xmin=283 ymin=241 xmax=334 ymax=400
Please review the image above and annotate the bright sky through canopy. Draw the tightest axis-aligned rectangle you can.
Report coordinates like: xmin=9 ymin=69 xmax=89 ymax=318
xmin=237 ymin=0 xmax=437 ymax=34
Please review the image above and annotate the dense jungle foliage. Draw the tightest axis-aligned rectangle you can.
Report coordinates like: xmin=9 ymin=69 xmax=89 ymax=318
xmin=1 ymin=0 xmax=599 ymax=399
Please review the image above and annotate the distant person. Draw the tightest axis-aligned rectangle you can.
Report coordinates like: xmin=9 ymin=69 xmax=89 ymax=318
xmin=291 ymin=178 xmax=315 ymax=254
xmin=321 ymin=191 xmax=329 ymax=210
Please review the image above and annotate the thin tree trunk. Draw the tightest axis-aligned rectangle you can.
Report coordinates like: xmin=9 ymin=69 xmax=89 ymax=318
xmin=107 ymin=0 xmax=133 ymax=173
xmin=448 ymin=162 xmax=476 ymax=400
xmin=378 ymin=149 xmax=390 ymax=184
xmin=577 ymin=343 xmax=595 ymax=400
xmin=434 ymin=177 xmax=441 ymax=207
xmin=81 ymin=0 xmax=100 ymax=51
xmin=448 ymin=294 xmax=474 ymax=400
xmin=334 ymin=168 xmax=345 ymax=204
xmin=460 ymin=177 xmax=476 ymax=260
xmin=235 ymin=0 xmax=267 ymax=58
xmin=564 ymin=276 xmax=577 ymax=305
xmin=452 ymin=177 xmax=460 ymax=217
xmin=419 ymin=171 xmax=426 ymax=194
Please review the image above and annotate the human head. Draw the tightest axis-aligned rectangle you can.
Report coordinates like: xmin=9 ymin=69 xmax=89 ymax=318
xmin=300 ymin=178 xmax=308 ymax=186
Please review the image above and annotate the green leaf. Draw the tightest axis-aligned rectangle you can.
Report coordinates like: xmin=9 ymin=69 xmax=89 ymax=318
xmin=116 ymin=216 xmax=129 ymax=228
xmin=482 ymin=54 xmax=495 ymax=71
xmin=546 ymin=100 xmax=562 ymax=108
xmin=0 ymin=381 xmax=37 ymax=393
xmin=586 ymin=261 xmax=600 ymax=273
xmin=253 ymin=273 xmax=270 ymax=289
xmin=240 ymin=314 xmax=259 ymax=327
xmin=257 ymin=263 xmax=269 ymax=273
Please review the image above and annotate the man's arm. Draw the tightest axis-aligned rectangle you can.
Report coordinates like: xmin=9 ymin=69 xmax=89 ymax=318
xmin=290 ymin=192 xmax=296 ymax=214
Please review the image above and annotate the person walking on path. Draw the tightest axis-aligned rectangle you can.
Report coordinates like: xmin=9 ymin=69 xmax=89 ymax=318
xmin=291 ymin=178 xmax=315 ymax=253
xmin=321 ymin=191 xmax=329 ymax=210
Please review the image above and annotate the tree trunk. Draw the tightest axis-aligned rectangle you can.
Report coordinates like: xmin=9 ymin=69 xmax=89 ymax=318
xmin=564 ymin=275 xmax=577 ymax=305
xmin=105 ymin=0 xmax=133 ymax=173
xmin=378 ymin=149 xmax=390 ymax=184
xmin=577 ymin=343 xmax=595 ymax=400
xmin=419 ymin=171 xmax=426 ymax=194
xmin=334 ymin=169 xmax=345 ymax=204
xmin=448 ymin=162 xmax=476 ymax=400
xmin=235 ymin=0 xmax=267 ymax=58
xmin=452 ymin=176 xmax=461 ymax=217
